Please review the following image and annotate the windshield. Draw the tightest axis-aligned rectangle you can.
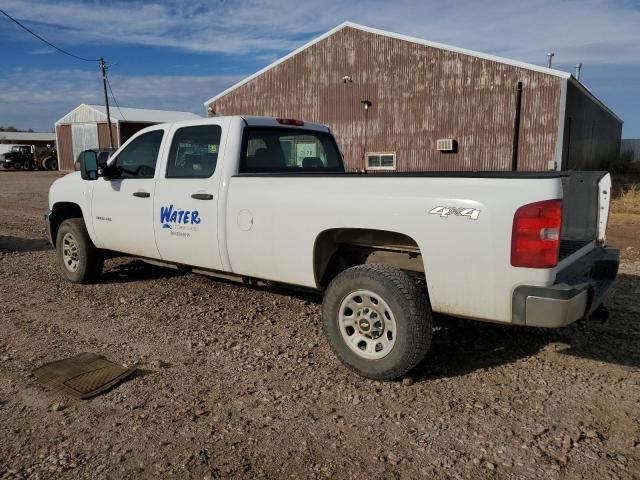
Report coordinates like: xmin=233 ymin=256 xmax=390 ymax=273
xmin=10 ymin=146 xmax=20 ymax=152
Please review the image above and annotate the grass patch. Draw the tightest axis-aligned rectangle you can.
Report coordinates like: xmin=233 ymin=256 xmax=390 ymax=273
xmin=610 ymin=184 xmax=640 ymax=225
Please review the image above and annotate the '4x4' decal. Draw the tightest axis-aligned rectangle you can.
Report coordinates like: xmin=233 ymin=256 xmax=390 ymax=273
xmin=429 ymin=206 xmax=481 ymax=220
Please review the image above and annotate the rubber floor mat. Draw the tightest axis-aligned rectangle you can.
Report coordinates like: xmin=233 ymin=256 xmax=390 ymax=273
xmin=33 ymin=352 xmax=136 ymax=399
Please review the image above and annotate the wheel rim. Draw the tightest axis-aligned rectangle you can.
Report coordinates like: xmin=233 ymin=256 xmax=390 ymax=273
xmin=338 ymin=289 xmax=397 ymax=359
xmin=61 ymin=232 xmax=80 ymax=272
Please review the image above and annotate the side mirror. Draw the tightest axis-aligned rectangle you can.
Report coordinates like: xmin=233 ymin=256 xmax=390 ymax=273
xmin=80 ymin=150 xmax=99 ymax=181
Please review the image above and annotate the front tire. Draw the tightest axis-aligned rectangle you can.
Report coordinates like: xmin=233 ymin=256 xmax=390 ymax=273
xmin=322 ymin=264 xmax=432 ymax=380
xmin=12 ymin=161 xmax=22 ymax=170
xmin=55 ymin=218 xmax=104 ymax=283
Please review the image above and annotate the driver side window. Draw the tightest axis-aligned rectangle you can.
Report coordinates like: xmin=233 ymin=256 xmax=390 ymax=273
xmin=113 ymin=130 xmax=164 ymax=179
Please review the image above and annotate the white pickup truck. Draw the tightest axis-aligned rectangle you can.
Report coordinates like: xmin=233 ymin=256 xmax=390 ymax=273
xmin=45 ymin=116 xmax=619 ymax=380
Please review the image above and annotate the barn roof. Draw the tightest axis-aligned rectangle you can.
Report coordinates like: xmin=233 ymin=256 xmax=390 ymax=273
xmin=204 ymin=21 xmax=573 ymax=107
xmin=0 ymin=131 xmax=56 ymax=142
xmin=55 ymin=104 xmax=201 ymax=125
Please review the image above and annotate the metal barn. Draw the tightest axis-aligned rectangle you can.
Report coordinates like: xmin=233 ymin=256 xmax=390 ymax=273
xmin=205 ymin=22 xmax=622 ymax=172
xmin=54 ymin=104 xmax=201 ymax=171
xmin=0 ymin=131 xmax=56 ymax=148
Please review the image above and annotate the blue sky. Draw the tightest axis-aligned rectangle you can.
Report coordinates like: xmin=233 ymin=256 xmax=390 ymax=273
xmin=0 ymin=0 xmax=639 ymax=137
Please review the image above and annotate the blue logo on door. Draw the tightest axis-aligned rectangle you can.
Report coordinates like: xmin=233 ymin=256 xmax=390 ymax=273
xmin=160 ymin=205 xmax=201 ymax=229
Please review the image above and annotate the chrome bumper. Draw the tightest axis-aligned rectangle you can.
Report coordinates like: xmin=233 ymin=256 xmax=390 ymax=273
xmin=512 ymin=246 xmax=619 ymax=328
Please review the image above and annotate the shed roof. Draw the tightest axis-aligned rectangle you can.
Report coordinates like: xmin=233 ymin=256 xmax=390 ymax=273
xmin=204 ymin=22 xmax=573 ymax=106
xmin=0 ymin=131 xmax=56 ymax=142
xmin=55 ymin=104 xmax=201 ymax=125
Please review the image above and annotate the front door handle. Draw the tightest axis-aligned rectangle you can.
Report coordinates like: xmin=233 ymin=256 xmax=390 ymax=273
xmin=133 ymin=191 xmax=150 ymax=198
xmin=191 ymin=193 xmax=214 ymax=200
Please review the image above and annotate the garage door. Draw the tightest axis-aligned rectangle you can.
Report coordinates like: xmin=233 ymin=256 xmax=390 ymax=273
xmin=72 ymin=124 xmax=99 ymax=165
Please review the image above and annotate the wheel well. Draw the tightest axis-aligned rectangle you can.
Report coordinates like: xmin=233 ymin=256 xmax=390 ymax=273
xmin=314 ymin=228 xmax=425 ymax=287
xmin=50 ymin=202 xmax=83 ymax=246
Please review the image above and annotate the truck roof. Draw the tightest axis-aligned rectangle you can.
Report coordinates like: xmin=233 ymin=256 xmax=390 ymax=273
xmin=154 ymin=116 xmax=331 ymax=133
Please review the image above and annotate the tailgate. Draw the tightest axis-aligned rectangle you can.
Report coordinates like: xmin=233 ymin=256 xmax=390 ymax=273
xmin=559 ymin=171 xmax=611 ymax=260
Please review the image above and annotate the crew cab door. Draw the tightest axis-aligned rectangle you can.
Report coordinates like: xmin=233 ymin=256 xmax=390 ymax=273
xmin=91 ymin=128 xmax=166 ymax=257
xmin=153 ymin=120 xmax=228 ymax=271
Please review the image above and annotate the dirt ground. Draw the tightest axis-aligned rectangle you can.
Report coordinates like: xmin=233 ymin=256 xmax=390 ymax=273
xmin=1 ymin=170 xmax=639 ymax=480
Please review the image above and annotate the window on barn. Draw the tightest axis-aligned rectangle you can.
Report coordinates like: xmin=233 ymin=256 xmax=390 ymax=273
xmin=366 ymin=153 xmax=396 ymax=170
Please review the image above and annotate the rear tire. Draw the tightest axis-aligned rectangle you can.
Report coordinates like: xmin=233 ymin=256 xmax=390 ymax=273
xmin=23 ymin=160 xmax=32 ymax=170
xmin=322 ymin=264 xmax=432 ymax=380
xmin=44 ymin=157 xmax=58 ymax=170
xmin=55 ymin=218 xmax=104 ymax=283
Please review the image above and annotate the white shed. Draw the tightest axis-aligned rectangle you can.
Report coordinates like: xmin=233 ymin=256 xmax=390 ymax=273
xmin=54 ymin=104 xmax=201 ymax=170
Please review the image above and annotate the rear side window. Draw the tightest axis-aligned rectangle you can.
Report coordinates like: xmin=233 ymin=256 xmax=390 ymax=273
xmin=240 ymin=127 xmax=343 ymax=173
xmin=166 ymin=125 xmax=222 ymax=178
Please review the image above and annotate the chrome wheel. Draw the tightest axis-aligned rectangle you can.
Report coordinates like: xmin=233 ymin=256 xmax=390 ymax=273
xmin=61 ymin=232 xmax=80 ymax=272
xmin=338 ymin=289 xmax=397 ymax=359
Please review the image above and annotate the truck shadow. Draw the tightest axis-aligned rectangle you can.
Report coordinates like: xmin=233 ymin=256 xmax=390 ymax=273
xmin=0 ymin=235 xmax=51 ymax=253
xmin=95 ymin=259 xmax=639 ymax=376
xmin=413 ymin=272 xmax=640 ymax=380
xmin=100 ymin=260 xmax=187 ymax=284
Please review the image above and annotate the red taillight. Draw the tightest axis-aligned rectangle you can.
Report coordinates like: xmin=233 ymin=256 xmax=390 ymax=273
xmin=276 ymin=118 xmax=304 ymax=126
xmin=511 ymin=199 xmax=562 ymax=268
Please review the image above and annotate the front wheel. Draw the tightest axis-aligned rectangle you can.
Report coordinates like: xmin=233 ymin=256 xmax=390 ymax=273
xmin=12 ymin=161 xmax=22 ymax=170
xmin=55 ymin=218 xmax=104 ymax=283
xmin=322 ymin=264 xmax=432 ymax=380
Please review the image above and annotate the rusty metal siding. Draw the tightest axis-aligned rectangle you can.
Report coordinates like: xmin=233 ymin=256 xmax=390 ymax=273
xmin=563 ymin=81 xmax=622 ymax=170
xmin=55 ymin=125 xmax=74 ymax=171
xmin=208 ymin=27 xmax=562 ymax=171
xmin=97 ymin=122 xmax=117 ymax=149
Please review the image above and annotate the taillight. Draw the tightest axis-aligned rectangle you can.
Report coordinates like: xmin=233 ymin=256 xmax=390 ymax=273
xmin=276 ymin=118 xmax=304 ymax=126
xmin=511 ymin=199 xmax=562 ymax=268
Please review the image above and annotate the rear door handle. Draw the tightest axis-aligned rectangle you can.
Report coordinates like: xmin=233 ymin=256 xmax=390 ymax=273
xmin=133 ymin=191 xmax=150 ymax=198
xmin=191 ymin=193 xmax=214 ymax=200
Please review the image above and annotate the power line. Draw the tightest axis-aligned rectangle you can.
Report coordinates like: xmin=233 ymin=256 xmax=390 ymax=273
xmin=0 ymin=8 xmax=100 ymax=62
xmin=106 ymin=74 xmax=126 ymax=121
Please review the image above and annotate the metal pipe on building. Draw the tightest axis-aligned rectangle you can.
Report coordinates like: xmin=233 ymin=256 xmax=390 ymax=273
xmin=547 ymin=52 xmax=554 ymax=68
xmin=511 ymin=82 xmax=523 ymax=171
xmin=575 ymin=63 xmax=582 ymax=81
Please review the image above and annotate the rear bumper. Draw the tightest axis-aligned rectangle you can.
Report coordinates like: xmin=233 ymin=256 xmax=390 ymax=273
xmin=512 ymin=246 xmax=619 ymax=328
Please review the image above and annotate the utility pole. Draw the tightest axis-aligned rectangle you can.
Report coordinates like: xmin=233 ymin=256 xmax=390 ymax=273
xmin=100 ymin=57 xmax=115 ymax=150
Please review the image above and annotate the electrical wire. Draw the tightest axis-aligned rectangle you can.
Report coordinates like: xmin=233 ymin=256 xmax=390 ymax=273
xmin=0 ymin=8 xmax=100 ymax=62
xmin=106 ymin=75 xmax=126 ymax=121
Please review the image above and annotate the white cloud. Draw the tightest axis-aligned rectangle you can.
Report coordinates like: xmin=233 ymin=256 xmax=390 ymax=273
xmin=1 ymin=0 xmax=639 ymax=134
xmin=0 ymin=68 xmax=242 ymax=130
xmin=2 ymin=0 xmax=640 ymax=64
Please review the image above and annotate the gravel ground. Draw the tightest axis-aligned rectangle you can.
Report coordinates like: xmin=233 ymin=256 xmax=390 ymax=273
xmin=1 ymin=170 xmax=639 ymax=480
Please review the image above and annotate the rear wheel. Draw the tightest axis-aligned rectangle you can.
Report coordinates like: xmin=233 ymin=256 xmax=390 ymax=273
xmin=322 ymin=264 xmax=432 ymax=380
xmin=55 ymin=218 xmax=103 ymax=283
xmin=43 ymin=157 xmax=58 ymax=170
xmin=23 ymin=160 xmax=32 ymax=170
